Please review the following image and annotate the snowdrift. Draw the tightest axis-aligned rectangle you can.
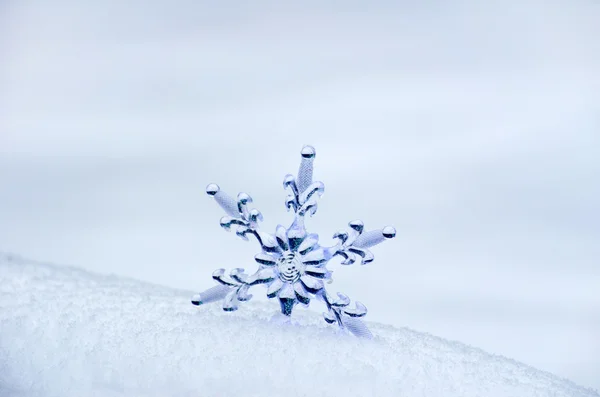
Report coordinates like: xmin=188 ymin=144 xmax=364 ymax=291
xmin=1 ymin=254 xmax=597 ymax=397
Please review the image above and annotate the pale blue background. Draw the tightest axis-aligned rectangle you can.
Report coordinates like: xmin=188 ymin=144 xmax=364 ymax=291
xmin=1 ymin=0 xmax=599 ymax=390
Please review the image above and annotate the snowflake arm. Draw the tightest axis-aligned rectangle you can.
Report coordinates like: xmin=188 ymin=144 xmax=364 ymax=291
xmin=191 ymin=267 xmax=277 ymax=310
xmin=283 ymin=145 xmax=325 ymax=217
xmin=326 ymin=221 xmax=397 ymax=266
xmin=205 ymin=183 xmax=279 ymax=253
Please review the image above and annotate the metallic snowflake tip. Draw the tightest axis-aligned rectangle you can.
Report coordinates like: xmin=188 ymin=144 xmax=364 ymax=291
xmin=382 ymin=226 xmax=397 ymax=239
xmin=193 ymin=146 xmax=397 ymax=338
xmin=191 ymin=294 xmax=201 ymax=305
xmin=206 ymin=183 xmax=220 ymax=196
xmin=301 ymin=145 xmax=316 ymax=158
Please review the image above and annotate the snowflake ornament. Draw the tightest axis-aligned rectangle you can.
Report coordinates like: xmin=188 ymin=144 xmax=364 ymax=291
xmin=192 ymin=145 xmax=396 ymax=337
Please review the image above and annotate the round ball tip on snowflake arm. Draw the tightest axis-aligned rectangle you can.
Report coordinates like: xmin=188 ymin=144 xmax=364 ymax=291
xmin=206 ymin=183 xmax=220 ymax=196
xmin=192 ymin=145 xmax=397 ymax=338
xmin=301 ymin=145 xmax=316 ymax=158
xmin=382 ymin=226 xmax=397 ymax=239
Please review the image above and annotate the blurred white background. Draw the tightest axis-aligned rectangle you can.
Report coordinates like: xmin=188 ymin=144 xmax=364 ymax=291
xmin=1 ymin=0 xmax=599 ymax=390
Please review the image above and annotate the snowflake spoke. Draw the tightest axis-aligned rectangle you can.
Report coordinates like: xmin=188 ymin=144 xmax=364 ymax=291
xmin=348 ymin=219 xmax=364 ymax=235
xmin=300 ymin=275 xmax=324 ymax=293
xmin=229 ymin=268 xmax=248 ymax=284
xmin=246 ymin=268 xmax=276 ymax=285
xmin=297 ymin=145 xmax=316 ymax=193
xmin=348 ymin=247 xmax=375 ymax=265
xmin=275 ymin=225 xmax=289 ymax=251
xmin=254 ymin=252 xmax=278 ymax=266
xmin=342 ymin=316 xmax=373 ymax=339
xmin=236 ymin=193 xmax=252 ymax=218
xmin=298 ymin=234 xmax=318 ymax=255
xmin=254 ymin=231 xmax=281 ymax=253
xmin=206 ymin=184 xmax=239 ymax=218
xmin=323 ymin=311 xmax=337 ymax=324
xmin=278 ymin=283 xmax=296 ymax=300
xmin=300 ymin=249 xmax=327 ymax=266
xmin=267 ymin=278 xmax=284 ymax=298
xmin=236 ymin=226 xmax=251 ymax=241
xmin=223 ymin=289 xmax=239 ymax=312
xmin=212 ymin=269 xmax=238 ymax=287
xmin=332 ymin=231 xmax=349 ymax=245
xmin=191 ymin=285 xmax=231 ymax=306
xmin=299 ymin=181 xmax=324 ymax=205
xmin=237 ymin=284 xmax=253 ymax=301
xmin=331 ymin=292 xmax=350 ymax=307
xmin=352 ymin=227 xmax=397 ymax=248
xmin=248 ymin=209 xmax=263 ymax=225
xmin=283 ymin=174 xmax=299 ymax=197
xmin=284 ymin=195 xmax=297 ymax=212
xmin=304 ymin=265 xmax=327 ymax=279
xmin=337 ymin=251 xmax=356 ymax=266
xmin=219 ymin=216 xmax=248 ymax=231
xmin=293 ymin=282 xmax=311 ymax=305
xmin=342 ymin=301 xmax=367 ymax=318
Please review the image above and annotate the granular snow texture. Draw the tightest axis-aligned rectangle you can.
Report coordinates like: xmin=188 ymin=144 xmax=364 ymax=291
xmin=0 ymin=254 xmax=597 ymax=397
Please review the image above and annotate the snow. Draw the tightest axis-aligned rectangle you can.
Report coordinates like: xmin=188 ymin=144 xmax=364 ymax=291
xmin=1 ymin=253 xmax=597 ymax=397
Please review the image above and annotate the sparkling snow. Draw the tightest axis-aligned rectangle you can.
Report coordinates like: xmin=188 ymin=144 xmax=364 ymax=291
xmin=1 ymin=254 xmax=597 ymax=397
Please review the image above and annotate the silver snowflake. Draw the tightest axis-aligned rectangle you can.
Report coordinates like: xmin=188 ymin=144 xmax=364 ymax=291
xmin=192 ymin=145 xmax=396 ymax=337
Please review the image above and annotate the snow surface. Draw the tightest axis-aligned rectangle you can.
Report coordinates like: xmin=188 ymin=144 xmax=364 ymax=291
xmin=1 ymin=254 xmax=597 ymax=397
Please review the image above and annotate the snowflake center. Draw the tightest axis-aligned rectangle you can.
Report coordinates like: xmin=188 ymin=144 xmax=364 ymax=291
xmin=277 ymin=252 xmax=304 ymax=282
